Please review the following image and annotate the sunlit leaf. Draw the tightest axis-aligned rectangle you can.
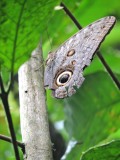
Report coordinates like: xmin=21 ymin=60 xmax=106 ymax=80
xmin=80 ymin=140 xmax=120 ymax=160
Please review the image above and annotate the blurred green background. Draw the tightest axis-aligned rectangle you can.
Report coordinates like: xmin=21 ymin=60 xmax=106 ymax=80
xmin=0 ymin=0 xmax=120 ymax=159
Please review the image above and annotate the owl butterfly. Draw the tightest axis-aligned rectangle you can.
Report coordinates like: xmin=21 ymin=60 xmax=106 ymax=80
xmin=44 ymin=16 xmax=116 ymax=99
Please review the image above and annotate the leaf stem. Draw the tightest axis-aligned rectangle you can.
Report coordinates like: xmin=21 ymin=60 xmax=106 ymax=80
xmin=60 ymin=2 xmax=120 ymax=90
xmin=0 ymin=134 xmax=25 ymax=153
xmin=0 ymin=73 xmax=5 ymax=93
xmin=7 ymin=0 xmax=26 ymax=94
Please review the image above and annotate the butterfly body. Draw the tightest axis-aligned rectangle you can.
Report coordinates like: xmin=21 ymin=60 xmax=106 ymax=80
xmin=44 ymin=16 xmax=116 ymax=99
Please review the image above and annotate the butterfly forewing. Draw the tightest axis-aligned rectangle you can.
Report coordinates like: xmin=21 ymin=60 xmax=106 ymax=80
xmin=44 ymin=16 xmax=116 ymax=99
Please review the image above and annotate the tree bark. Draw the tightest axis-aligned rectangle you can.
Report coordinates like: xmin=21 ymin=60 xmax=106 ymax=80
xmin=18 ymin=43 xmax=53 ymax=160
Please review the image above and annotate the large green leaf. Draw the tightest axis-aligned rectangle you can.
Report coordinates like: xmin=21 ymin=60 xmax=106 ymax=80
xmin=0 ymin=0 xmax=60 ymax=74
xmin=64 ymin=71 xmax=120 ymax=160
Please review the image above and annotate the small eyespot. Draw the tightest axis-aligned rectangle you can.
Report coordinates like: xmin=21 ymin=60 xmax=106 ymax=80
xmin=67 ymin=49 xmax=75 ymax=56
xmin=56 ymin=71 xmax=72 ymax=86
xmin=71 ymin=60 xmax=76 ymax=65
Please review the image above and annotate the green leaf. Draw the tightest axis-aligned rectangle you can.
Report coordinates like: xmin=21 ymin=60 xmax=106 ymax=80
xmin=64 ymin=71 xmax=120 ymax=159
xmin=80 ymin=140 xmax=120 ymax=160
xmin=0 ymin=0 xmax=60 ymax=76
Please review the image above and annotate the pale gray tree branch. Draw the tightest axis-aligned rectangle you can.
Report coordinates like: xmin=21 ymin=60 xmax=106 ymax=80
xmin=18 ymin=42 xmax=53 ymax=160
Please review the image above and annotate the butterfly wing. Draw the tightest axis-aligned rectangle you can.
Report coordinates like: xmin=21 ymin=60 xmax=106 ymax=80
xmin=44 ymin=16 xmax=116 ymax=98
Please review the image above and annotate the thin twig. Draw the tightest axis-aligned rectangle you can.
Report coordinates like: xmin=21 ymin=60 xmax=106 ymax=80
xmin=60 ymin=2 xmax=82 ymax=30
xmin=0 ymin=134 xmax=25 ymax=153
xmin=60 ymin=2 xmax=120 ymax=90
xmin=0 ymin=74 xmax=20 ymax=160
xmin=97 ymin=51 xmax=120 ymax=89
xmin=1 ymin=94 xmax=20 ymax=160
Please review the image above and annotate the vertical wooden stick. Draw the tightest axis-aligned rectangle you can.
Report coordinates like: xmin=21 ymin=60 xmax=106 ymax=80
xmin=18 ymin=43 xmax=53 ymax=160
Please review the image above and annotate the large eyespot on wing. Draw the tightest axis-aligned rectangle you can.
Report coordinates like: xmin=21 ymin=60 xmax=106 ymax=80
xmin=56 ymin=71 xmax=72 ymax=86
xmin=44 ymin=16 xmax=116 ymax=99
xmin=52 ymin=69 xmax=76 ymax=99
